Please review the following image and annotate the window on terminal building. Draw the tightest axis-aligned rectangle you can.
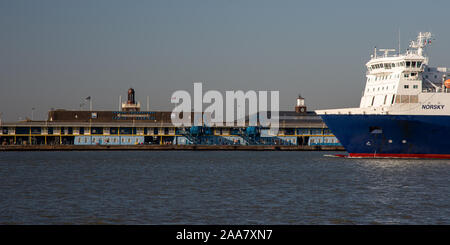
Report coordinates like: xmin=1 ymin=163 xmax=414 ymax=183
xmin=91 ymin=127 xmax=103 ymax=135
xmin=110 ymin=127 xmax=118 ymax=134
xmin=120 ymin=127 xmax=132 ymax=135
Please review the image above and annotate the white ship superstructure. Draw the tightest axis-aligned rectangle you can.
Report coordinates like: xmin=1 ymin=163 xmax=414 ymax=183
xmin=317 ymin=32 xmax=450 ymax=116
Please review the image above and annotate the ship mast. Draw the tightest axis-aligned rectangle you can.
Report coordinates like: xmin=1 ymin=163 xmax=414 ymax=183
xmin=409 ymin=32 xmax=432 ymax=56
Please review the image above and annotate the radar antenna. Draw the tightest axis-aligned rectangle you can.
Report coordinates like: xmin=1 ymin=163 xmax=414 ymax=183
xmin=379 ymin=49 xmax=396 ymax=57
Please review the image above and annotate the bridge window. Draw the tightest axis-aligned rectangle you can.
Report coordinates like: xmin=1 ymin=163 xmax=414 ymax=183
xmin=411 ymin=61 xmax=416 ymax=67
xmin=417 ymin=61 xmax=422 ymax=68
xmin=406 ymin=61 xmax=410 ymax=68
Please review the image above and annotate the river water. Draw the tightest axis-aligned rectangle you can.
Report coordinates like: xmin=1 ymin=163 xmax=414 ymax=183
xmin=0 ymin=151 xmax=448 ymax=224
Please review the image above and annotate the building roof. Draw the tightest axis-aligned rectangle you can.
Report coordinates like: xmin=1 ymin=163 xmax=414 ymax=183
xmin=0 ymin=110 xmax=326 ymax=128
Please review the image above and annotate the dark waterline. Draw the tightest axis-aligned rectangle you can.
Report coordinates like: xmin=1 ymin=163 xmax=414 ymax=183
xmin=0 ymin=151 xmax=449 ymax=224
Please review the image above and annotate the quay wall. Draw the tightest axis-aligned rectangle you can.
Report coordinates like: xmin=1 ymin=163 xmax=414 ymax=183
xmin=0 ymin=145 xmax=345 ymax=151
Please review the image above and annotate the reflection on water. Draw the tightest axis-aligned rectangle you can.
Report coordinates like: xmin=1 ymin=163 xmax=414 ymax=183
xmin=0 ymin=151 xmax=448 ymax=224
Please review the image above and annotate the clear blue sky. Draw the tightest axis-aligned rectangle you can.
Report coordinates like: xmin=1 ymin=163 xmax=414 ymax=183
xmin=1 ymin=0 xmax=449 ymax=120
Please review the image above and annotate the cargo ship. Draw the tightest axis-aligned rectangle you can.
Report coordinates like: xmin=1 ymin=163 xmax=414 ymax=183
xmin=316 ymin=32 xmax=450 ymax=158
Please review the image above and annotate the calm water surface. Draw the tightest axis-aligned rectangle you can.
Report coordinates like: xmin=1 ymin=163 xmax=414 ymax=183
xmin=0 ymin=151 xmax=449 ymax=224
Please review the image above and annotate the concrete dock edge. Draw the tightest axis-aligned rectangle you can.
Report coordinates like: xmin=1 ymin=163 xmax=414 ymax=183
xmin=0 ymin=145 xmax=345 ymax=151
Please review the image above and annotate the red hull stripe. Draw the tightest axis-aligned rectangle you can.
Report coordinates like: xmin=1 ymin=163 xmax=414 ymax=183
xmin=348 ymin=153 xmax=450 ymax=159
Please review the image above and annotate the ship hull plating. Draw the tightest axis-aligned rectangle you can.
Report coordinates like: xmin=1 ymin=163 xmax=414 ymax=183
xmin=320 ymin=114 xmax=450 ymax=159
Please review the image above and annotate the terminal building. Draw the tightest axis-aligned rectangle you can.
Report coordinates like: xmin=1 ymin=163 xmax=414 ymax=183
xmin=0 ymin=89 xmax=341 ymax=147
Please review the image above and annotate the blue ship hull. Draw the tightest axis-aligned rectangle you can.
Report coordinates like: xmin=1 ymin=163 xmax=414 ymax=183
xmin=320 ymin=114 xmax=450 ymax=158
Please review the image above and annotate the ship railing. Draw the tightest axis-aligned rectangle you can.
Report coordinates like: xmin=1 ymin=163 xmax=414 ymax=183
xmin=421 ymin=88 xmax=450 ymax=93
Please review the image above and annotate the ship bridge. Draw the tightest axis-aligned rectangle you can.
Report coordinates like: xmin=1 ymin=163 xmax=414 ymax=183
xmin=366 ymin=54 xmax=425 ymax=75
